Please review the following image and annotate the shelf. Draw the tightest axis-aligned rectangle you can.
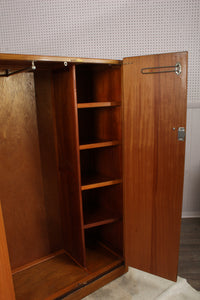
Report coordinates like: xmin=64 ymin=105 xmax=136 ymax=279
xmin=77 ymin=102 xmax=121 ymax=108
xmin=80 ymin=139 xmax=119 ymax=150
xmin=81 ymin=174 xmax=122 ymax=191
xmin=84 ymin=210 xmax=121 ymax=229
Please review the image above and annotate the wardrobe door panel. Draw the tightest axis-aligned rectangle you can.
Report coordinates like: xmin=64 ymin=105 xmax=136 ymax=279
xmin=123 ymin=52 xmax=187 ymax=281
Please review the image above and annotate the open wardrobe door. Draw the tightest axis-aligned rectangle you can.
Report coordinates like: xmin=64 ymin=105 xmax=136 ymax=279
xmin=123 ymin=52 xmax=188 ymax=281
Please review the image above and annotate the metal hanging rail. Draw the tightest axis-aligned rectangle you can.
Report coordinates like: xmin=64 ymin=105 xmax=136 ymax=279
xmin=141 ymin=62 xmax=181 ymax=75
xmin=0 ymin=61 xmax=36 ymax=77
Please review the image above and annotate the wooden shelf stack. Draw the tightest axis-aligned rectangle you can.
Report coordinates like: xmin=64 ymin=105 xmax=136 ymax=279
xmin=52 ymin=63 xmax=124 ymax=270
xmin=76 ymin=63 xmax=124 ymax=260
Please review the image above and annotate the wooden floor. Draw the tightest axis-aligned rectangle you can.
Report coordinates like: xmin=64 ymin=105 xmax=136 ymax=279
xmin=178 ymin=218 xmax=200 ymax=290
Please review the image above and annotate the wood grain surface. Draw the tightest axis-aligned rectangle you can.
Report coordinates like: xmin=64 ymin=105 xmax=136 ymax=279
xmin=0 ymin=52 xmax=121 ymax=65
xmin=123 ymin=52 xmax=187 ymax=281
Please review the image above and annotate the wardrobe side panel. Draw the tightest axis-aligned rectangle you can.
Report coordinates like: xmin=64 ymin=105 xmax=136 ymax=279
xmin=0 ymin=202 xmax=15 ymax=300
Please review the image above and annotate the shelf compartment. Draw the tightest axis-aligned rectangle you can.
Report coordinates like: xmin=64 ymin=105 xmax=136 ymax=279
xmin=77 ymin=102 xmax=121 ymax=108
xmin=80 ymin=147 xmax=122 ymax=191
xmin=78 ymin=106 xmax=122 ymax=144
xmin=85 ymin=242 xmax=123 ymax=273
xmin=82 ymin=186 xmax=122 ymax=229
xmin=82 ymin=186 xmax=123 ymax=255
xmin=85 ymin=224 xmax=124 ymax=263
xmin=80 ymin=139 xmax=119 ymax=150
xmin=75 ymin=64 xmax=121 ymax=103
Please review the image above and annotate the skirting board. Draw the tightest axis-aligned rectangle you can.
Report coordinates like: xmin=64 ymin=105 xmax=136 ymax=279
xmin=182 ymin=212 xmax=200 ymax=218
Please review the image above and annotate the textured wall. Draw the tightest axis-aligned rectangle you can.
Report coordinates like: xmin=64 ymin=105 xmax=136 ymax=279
xmin=0 ymin=0 xmax=200 ymax=215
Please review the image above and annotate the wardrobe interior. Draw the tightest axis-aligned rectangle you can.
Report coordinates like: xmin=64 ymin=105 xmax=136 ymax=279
xmin=0 ymin=60 xmax=124 ymax=299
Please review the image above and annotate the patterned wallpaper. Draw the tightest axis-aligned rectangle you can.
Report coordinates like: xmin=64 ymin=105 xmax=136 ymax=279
xmin=0 ymin=0 xmax=199 ymax=103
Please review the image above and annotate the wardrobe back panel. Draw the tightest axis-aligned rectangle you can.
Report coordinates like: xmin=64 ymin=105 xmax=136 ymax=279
xmin=34 ymin=71 xmax=63 ymax=251
xmin=0 ymin=73 xmax=51 ymax=269
xmin=78 ymin=107 xmax=121 ymax=144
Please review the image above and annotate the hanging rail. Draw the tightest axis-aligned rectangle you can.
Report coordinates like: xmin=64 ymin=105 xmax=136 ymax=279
xmin=141 ymin=62 xmax=181 ymax=75
xmin=0 ymin=61 xmax=36 ymax=77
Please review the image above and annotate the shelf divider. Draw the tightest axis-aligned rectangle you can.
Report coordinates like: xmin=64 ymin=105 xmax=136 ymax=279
xmin=53 ymin=65 xmax=86 ymax=267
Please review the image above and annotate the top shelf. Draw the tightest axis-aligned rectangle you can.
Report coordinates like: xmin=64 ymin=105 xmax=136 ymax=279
xmin=77 ymin=102 xmax=121 ymax=109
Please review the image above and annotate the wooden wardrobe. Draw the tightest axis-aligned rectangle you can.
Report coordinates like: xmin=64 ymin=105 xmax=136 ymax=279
xmin=0 ymin=52 xmax=187 ymax=300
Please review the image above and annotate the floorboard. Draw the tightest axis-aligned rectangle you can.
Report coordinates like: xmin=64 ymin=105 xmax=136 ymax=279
xmin=178 ymin=218 xmax=200 ymax=290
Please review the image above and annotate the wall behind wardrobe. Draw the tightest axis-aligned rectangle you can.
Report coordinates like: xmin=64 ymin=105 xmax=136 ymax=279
xmin=0 ymin=0 xmax=200 ymax=216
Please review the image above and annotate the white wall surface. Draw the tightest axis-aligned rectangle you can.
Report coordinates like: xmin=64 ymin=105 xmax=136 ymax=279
xmin=182 ymin=105 xmax=200 ymax=217
xmin=0 ymin=0 xmax=199 ymax=216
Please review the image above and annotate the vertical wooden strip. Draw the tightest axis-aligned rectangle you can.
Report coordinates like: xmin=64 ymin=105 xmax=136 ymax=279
xmin=150 ymin=52 xmax=188 ymax=280
xmin=53 ymin=65 xmax=86 ymax=267
xmin=123 ymin=56 xmax=154 ymax=272
xmin=0 ymin=202 xmax=15 ymax=300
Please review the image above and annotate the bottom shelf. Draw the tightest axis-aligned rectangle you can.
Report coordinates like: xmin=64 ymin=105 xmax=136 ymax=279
xmin=13 ymin=244 xmax=123 ymax=300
